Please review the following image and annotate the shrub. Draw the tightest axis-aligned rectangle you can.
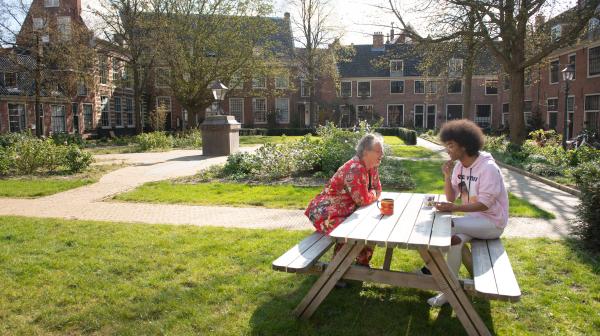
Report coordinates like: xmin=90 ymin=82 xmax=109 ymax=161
xmin=525 ymin=162 xmax=562 ymax=177
xmin=572 ymin=160 xmax=600 ymax=252
xmin=378 ymin=158 xmax=416 ymax=190
xmin=135 ymin=132 xmax=173 ymax=151
xmin=51 ymin=133 xmax=85 ymax=147
xmin=173 ymin=129 xmax=202 ymax=148
xmin=0 ymin=132 xmax=32 ymax=148
xmin=316 ymin=122 xmax=364 ymax=175
xmin=239 ymin=128 xmax=268 ymax=136
xmin=398 ymin=127 xmax=417 ymax=145
xmin=12 ymin=137 xmax=49 ymax=175
xmin=0 ymin=146 xmax=15 ymax=175
xmin=265 ymin=128 xmax=315 ymax=136
xmin=63 ymin=145 xmax=94 ymax=172
xmin=484 ymin=135 xmax=508 ymax=153
xmin=222 ymin=152 xmax=259 ymax=180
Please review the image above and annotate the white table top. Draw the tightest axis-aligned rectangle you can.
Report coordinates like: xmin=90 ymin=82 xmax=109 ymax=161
xmin=329 ymin=192 xmax=452 ymax=250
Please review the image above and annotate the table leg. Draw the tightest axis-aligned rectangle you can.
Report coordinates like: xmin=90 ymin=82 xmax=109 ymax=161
xmin=383 ymin=247 xmax=394 ymax=271
xmin=419 ymin=247 xmax=491 ymax=336
xmin=293 ymin=242 xmax=364 ymax=319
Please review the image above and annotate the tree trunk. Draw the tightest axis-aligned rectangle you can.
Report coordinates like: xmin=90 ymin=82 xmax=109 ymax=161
xmin=35 ymin=37 xmax=43 ymax=137
xmin=463 ymin=60 xmax=473 ymax=120
xmin=134 ymin=66 xmax=143 ymax=133
xmin=509 ymin=69 xmax=526 ymax=146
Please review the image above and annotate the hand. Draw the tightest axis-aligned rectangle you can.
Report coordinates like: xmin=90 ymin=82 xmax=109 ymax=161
xmin=434 ymin=201 xmax=456 ymax=212
xmin=442 ymin=160 xmax=455 ymax=178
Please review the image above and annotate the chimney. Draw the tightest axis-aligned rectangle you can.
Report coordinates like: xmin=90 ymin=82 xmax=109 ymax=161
xmin=284 ymin=12 xmax=290 ymax=21
xmin=390 ymin=22 xmax=395 ymax=41
xmin=373 ymin=32 xmax=384 ymax=49
xmin=535 ymin=14 xmax=545 ymax=31
xmin=397 ymin=32 xmax=406 ymax=44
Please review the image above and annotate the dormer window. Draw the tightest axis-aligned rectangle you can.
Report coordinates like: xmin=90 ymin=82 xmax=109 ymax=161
xmin=390 ymin=60 xmax=403 ymax=76
xmin=1 ymin=72 xmax=17 ymax=87
xmin=57 ymin=16 xmax=71 ymax=40
xmin=551 ymin=24 xmax=562 ymax=41
xmin=44 ymin=0 xmax=59 ymax=7
xmin=448 ymin=58 xmax=463 ymax=77
xmin=33 ymin=18 xmax=45 ymax=30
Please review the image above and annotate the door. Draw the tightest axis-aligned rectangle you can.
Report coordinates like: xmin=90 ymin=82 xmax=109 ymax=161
xmin=299 ymin=103 xmax=309 ymax=127
xmin=426 ymin=105 xmax=436 ymax=129
xmin=414 ymin=104 xmax=424 ymax=128
xmin=72 ymin=102 xmax=79 ymax=134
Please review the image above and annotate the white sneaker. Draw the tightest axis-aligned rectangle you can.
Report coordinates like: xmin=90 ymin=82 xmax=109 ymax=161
xmin=427 ymin=293 xmax=448 ymax=307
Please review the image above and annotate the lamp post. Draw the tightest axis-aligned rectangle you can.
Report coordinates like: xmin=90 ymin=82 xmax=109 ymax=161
xmin=211 ymin=80 xmax=228 ymax=115
xmin=561 ymin=64 xmax=575 ymax=150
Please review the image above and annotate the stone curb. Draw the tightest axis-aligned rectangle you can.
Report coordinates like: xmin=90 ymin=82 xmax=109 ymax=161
xmin=418 ymin=136 xmax=582 ymax=198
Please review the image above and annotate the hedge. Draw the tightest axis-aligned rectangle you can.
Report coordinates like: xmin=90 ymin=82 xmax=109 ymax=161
xmin=375 ymin=127 xmax=417 ymax=145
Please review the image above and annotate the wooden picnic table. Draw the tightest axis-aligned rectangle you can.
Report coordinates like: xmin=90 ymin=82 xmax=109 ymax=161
xmin=273 ymin=191 xmax=520 ymax=336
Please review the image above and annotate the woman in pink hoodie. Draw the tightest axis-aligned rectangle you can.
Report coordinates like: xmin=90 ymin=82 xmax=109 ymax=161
xmin=425 ymin=119 xmax=509 ymax=307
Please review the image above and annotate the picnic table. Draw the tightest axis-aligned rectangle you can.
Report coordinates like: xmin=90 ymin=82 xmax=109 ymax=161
xmin=273 ymin=192 xmax=521 ymax=336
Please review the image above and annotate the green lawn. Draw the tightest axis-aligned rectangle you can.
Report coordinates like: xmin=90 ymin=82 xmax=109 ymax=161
xmin=239 ymin=135 xmax=307 ymax=146
xmin=0 ymin=164 xmax=126 ymax=198
xmin=383 ymin=136 xmax=406 ymax=145
xmin=0 ymin=216 xmax=597 ymax=335
xmin=389 ymin=145 xmax=440 ymax=158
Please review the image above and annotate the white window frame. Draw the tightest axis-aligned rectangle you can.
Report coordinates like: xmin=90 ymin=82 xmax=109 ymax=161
xmin=340 ymin=80 xmax=352 ymax=97
xmin=584 ymin=93 xmax=600 ymax=130
xmin=446 ymin=104 xmax=463 ymax=121
xmin=447 ymin=79 xmax=462 ymax=94
xmin=587 ymin=44 xmax=600 ymax=78
xmin=2 ymin=72 xmax=17 ymax=88
xmin=275 ymin=75 xmax=289 ymax=89
xmin=502 ymin=103 xmax=510 ymax=126
xmin=125 ymin=97 xmax=134 ymax=127
xmin=275 ymin=97 xmax=290 ymax=124
xmin=484 ymin=80 xmax=498 ymax=95
xmin=390 ymin=60 xmax=404 ymax=76
xmin=228 ymin=97 xmax=244 ymax=123
xmin=448 ymin=58 xmax=463 ymax=77
xmin=8 ymin=103 xmax=26 ymax=133
xmin=414 ymin=80 xmax=425 ymax=94
xmin=112 ymin=58 xmax=121 ymax=82
xmin=114 ymin=96 xmax=123 ymax=127
xmin=413 ymin=104 xmax=425 ymax=128
xmin=475 ymin=104 xmax=493 ymax=128
xmin=44 ymin=0 xmax=59 ymax=7
xmin=357 ymin=80 xmax=371 ymax=97
xmin=33 ymin=18 xmax=45 ymax=30
xmin=425 ymin=104 xmax=437 ymax=129
xmin=547 ymin=97 xmax=559 ymax=129
xmin=99 ymin=56 xmax=108 ymax=85
xmin=155 ymin=67 xmax=170 ymax=88
xmin=425 ymin=81 xmax=437 ymax=94
xmin=551 ymin=24 xmax=562 ymax=41
xmin=100 ymin=96 xmax=110 ymax=128
xmin=386 ymin=104 xmax=404 ymax=126
xmin=300 ymin=79 xmax=310 ymax=97
xmin=524 ymin=100 xmax=533 ymax=126
xmin=253 ymin=97 xmax=267 ymax=124
xmin=568 ymin=53 xmax=577 ymax=80
xmin=83 ymin=103 xmax=93 ymax=130
xmin=549 ymin=59 xmax=560 ymax=84
xmin=356 ymin=105 xmax=374 ymax=121
xmin=389 ymin=80 xmax=404 ymax=94
xmin=252 ymin=76 xmax=266 ymax=89
xmin=57 ymin=16 xmax=71 ymax=41
xmin=50 ymin=104 xmax=66 ymax=134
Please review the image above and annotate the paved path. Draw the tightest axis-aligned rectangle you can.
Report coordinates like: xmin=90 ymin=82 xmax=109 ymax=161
xmin=0 ymin=141 xmax=580 ymax=238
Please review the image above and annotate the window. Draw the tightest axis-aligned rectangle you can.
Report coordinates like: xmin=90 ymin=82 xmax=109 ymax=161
xmin=33 ymin=18 xmax=45 ymax=30
xmin=8 ymin=103 xmax=26 ymax=132
xmin=72 ymin=103 xmax=79 ymax=133
xmin=83 ymin=104 xmax=93 ymax=130
xmin=2 ymin=72 xmax=17 ymax=87
xmin=485 ymin=80 xmax=498 ymax=95
xmin=340 ymin=81 xmax=352 ymax=97
xmin=550 ymin=59 xmax=559 ymax=83
xmin=524 ymin=67 xmax=532 ymax=86
xmin=390 ymin=80 xmax=404 ymax=94
xmin=229 ymin=72 xmax=242 ymax=90
xmin=590 ymin=17 xmax=600 ymax=38
xmin=57 ymin=16 xmax=71 ymax=40
xmin=390 ymin=60 xmax=404 ymax=76
xmin=446 ymin=104 xmax=463 ymax=121
xmin=503 ymin=75 xmax=510 ymax=90
xmin=229 ymin=98 xmax=244 ymax=123
xmin=156 ymin=97 xmax=172 ymax=129
xmin=357 ymin=81 xmax=371 ymax=97
xmin=44 ymin=0 xmax=59 ymax=7
xmin=253 ymin=98 xmax=267 ymax=124
xmin=275 ymin=75 xmax=288 ymax=89
xmin=99 ymin=57 xmax=108 ymax=85
xmin=123 ymin=65 xmax=133 ymax=88
xmin=414 ymin=80 xmax=425 ymax=94
xmin=569 ymin=54 xmax=576 ymax=80
xmin=426 ymin=105 xmax=436 ymax=129
xmin=447 ymin=79 xmax=462 ymax=94
xmin=547 ymin=98 xmax=558 ymax=130
xmin=588 ymin=46 xmax=600 ymax=77
xmin=125 ymin=97 xmax=134 ymax=126
xmin=155 ymin=67 xmax=170 ymax=87
xmin=567 ymin=96 xmax=575 ymax=137
xmin=252 ymin=76 xmax=266 ymax=89
xmin=448 ymin=58 xmax=463 ymax=77
xmin=77 ymin=80 xmax=87 ymax=96
xmin=357 ymin=105 xmax=374 ymax=121
xmin=387 ymin=105 xmax=404 ymax=126
xmin=524 ymin=100 xmax=532 ymax=126
xmin=275 ymin=98 xmax=289 ymax=124
xmin=584 ymin=94 xmax=600 ymax=131
xmin=51 ymin=105 xmax=66 ymax=133
xmin=414 ymin=104 xmax=424 ymax=128
xmin=551 ymin=24 xmax=562 ymax=41
xmin=425 ymin=81 xmax=437 ymax=94
xmin=475 ymin=105 xmax=492 ymax=129
xmin=502 ymin=103 xmax=509 ymax=126
xmin=112 ymin=58 xmax=121 ymax=81
xmin=114 ymin=97 xmax=122 ymax=127
xmin=300 ymin=79 xmax=311 ymax=97
xmin=100 ymin=96 xmax=109 ymax=127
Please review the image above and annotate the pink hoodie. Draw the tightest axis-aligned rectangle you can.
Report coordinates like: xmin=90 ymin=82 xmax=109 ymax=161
xmin=450 ymin=151 xmax=509 ymax=229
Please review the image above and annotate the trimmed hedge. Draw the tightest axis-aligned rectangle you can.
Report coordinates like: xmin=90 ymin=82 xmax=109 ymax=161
xmin=239 ymin=128 xmax=316 ymax=136
xmin=375 ymin=127 xmax=417 ymax=145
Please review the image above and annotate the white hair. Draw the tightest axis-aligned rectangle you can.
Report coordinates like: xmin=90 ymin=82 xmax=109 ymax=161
xmin=356 ymin=133 xmax=384 ymax=159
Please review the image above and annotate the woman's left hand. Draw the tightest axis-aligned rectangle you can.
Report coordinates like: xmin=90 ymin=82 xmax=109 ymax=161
xmin=434 ymin=201 xmax=457 ymax=212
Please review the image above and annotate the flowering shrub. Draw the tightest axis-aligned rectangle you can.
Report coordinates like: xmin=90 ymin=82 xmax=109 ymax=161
xmin=135 ymin=132 xmax=173 ymax=151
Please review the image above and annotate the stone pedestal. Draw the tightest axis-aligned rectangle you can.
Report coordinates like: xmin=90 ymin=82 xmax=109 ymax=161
xmin=200 ymin=115 xmax=241 ymax=156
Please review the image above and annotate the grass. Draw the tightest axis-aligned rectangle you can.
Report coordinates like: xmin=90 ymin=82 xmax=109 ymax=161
xmin=0 ymin=216 xmax=597 ymax=335
xmin=239 ymin=135 xmax=307 ymax=146
xmin=390 ymin=145 xmax=440 ymax=158
xmin=0 ymin=164 xmax=127 ymax=198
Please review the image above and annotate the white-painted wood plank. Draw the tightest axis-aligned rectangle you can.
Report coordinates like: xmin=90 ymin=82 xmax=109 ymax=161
xmin=429 ymin=194 xmax=452 ymax=250
xmin=366 ymin=193 xmax=413 ymax=246
xmin=287 ymin=235 xmax=334 ymax=271
xmin=344 ymin=191 xmax=397 ymax=243
xmin=272 ymin=232 xmax=325 ymax=270
xmin=487 ymin=239 xmax=521 ymax=299
xmin=471 ymin=239 xmax=499 ymax=296
xmin=406 ymin=194 xmax=439 ymax=248
xmin=329 ymin=201 xmax=378 ymax=241
xmin=387 ymin=193 xmax=425 ymax=247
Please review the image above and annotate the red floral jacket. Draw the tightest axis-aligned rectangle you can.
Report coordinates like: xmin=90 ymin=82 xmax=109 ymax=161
xmin=305 ymin=156 xmax=382 ymax=234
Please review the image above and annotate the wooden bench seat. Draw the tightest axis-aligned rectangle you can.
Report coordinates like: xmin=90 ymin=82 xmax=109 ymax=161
xmin=470 ymin=238 xmax=521 ymax=302
xmin=272 ymin=232 xmax=334 ymax=273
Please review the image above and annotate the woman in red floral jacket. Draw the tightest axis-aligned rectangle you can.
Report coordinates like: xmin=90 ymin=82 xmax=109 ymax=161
xmin=305 ymin=133 xmax=384 ymax=267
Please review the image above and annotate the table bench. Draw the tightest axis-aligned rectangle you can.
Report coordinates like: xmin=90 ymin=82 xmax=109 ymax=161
xmin=272 ymin=192 xmax=521 ymax=336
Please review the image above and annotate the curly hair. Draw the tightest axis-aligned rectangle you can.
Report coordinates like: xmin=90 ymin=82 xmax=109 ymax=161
xmin=439 ymin=119 xmax=485 ymax=156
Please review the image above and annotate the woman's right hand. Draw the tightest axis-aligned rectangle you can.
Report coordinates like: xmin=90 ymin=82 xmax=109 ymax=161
xmin=442 ymin=160 xmax=455 ymax=178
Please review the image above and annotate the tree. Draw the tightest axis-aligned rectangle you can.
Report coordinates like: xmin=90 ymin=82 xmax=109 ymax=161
xmin=154 ymin=0 xmax=279 ymax=128
xmin=388 ymin=0 xmax=600 ymax=145
xmin=0 ymin=0 xmax=96 ymax=136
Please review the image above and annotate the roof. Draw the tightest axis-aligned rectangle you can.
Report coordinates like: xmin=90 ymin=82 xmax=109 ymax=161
xmin=0 ymin=51 xmax=58 ymax=97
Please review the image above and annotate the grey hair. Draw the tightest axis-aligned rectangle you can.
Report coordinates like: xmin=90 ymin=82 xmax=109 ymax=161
xmin=356 ymin=133 xmax=384 ymax=159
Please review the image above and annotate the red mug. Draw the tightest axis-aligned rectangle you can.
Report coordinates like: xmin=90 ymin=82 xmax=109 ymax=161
xmin=377 ymin=198 xmax=394 ymax=215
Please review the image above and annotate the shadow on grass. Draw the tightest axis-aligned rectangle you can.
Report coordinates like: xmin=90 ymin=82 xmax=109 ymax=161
xmin=564 ymin=237 xmax=600 ymax=275
xmin=249 ymin=273 xmax=497 ymax=336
